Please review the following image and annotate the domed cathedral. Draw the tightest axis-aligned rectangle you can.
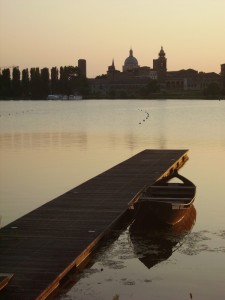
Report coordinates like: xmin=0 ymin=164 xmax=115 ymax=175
xmin=153 ymin=46 xmax=167 ymax=83
xmin=123 ymin=48 xmax=139 ymax=72
xmin=90 ymin=45 xmax=223 ymax=98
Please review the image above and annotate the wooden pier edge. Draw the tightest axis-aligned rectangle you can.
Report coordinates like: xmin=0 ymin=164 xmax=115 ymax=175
xmin=37 ymin=150 xmax=189 ymax=300
xmin=0 ymin=149 xmax=190 ymax=300
xmin=36 ymin=210 xmax=131 ymax=300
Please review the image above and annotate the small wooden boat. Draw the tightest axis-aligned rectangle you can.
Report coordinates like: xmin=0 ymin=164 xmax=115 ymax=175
xmin=135 ymin=171 xmax=196 ymax=225
xmin=0 ymin=273 xmax=14 ymax=291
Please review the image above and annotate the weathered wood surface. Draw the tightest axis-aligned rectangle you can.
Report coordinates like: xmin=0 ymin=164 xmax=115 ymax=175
xmin=0 ymin=149 xmax=188 ymax=299
xmin=0 ymin=274 xmax=14 ymax=292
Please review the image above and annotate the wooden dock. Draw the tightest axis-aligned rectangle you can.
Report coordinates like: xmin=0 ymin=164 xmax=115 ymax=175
xmin=0 ymin=149 xmax=188 ymax=299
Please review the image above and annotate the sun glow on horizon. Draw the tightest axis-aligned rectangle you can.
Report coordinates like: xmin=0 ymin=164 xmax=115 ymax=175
xmin=0 ymin=0 xmax=224 ymax=77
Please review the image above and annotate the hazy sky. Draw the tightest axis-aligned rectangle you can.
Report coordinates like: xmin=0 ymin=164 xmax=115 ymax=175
xmin=0 ymin=0 xmax=224 ymax=77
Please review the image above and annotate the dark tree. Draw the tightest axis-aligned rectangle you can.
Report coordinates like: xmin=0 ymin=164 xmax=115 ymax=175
xmin=59 ymin=66 xmax=74 ymax=95
xmin=71 ymin=66 xmax=89 ymax=96
xmin=12 ymin=67 xmax=21 ymax=97
xmin=95 ymin=74 xmax=107 ymax=79
xmin=51 ymin=67 xmax=59 ymax=94
xmin=40 ymin=68 xmax=50 ymax=98
xmin=57 ymin=65 xmax=89 ymax=96
xmin=30 ymin=68 xmax=41 ymax=99
xmin=66 ymin=66 xmax=88 ymax=96
xmin=59 ymin=66 xmax=67 ymax=94
xmin=0 ymin=68 xmax=11 ymax=98
xmin=67 ymin=66 xmax=79 ymax=95
xmin=21 ymin=68 xmax=30 ymax=98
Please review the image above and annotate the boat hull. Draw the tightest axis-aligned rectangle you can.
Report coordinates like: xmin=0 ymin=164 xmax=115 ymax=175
xmin=139 ymin=199 xmax=194 ymax=225
xmin=135 ymin=172 xmax=196 ymax=226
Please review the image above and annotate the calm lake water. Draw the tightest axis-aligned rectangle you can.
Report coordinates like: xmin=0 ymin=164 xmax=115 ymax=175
xmin=0 ymin=99 xmax=225 ymax=299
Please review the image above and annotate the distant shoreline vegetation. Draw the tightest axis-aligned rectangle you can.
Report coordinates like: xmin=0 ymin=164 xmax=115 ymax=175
xmin=0 ymin=66 xmax=224 ymax=100
xmin=0 ymin=66 xmax=88 ymax=100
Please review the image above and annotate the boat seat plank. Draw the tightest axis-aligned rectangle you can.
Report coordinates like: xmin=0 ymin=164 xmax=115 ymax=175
xmin=149 ymin=189 xmax=195 ymax=195
xmin=140 ymin=196 xmax=192 ymax=202
xmin=151 ymin=185 xmax=194 ymax=189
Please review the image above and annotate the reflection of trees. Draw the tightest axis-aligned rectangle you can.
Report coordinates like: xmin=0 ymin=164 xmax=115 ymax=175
xmin=129 ymin=205 xmax=196 ymax=269
xmin=125 ymin=133 xmax=138 ymax=152
xmin=0 ymin=131 xmax=88 ymax=151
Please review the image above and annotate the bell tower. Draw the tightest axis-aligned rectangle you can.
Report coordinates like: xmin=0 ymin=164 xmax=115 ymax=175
xmin=153 ymin=46 xmax=167 ymax=83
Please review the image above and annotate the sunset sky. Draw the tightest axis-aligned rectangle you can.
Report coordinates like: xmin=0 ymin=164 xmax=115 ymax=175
xmin=0 ymin=0 xmax=224 ymax=78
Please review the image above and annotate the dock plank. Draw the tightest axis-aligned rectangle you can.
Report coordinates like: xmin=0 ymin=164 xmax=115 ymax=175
xmin=0 ymin=149 xmax=188 ymax=299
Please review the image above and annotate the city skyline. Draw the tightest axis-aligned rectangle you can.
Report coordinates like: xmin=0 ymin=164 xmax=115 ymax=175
xmin=0 ymin=0 xmax=224 ymax=78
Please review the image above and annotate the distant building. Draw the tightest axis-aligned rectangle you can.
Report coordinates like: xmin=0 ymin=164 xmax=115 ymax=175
xmin=123 ymin=48 xmax=139 ymax=72
xmin=89 ymin=48 xmax=159 ymax=98
xmin=153 ymin=46 xmax=167 ymax=84
xmin=78 ymin=59 xmax=86 ymax=78
xmin=166 ymin=69 xmax=222 ymax=91
xmin=88 ymin=47 xmax=223 ymax=98
xmin=221 ymin=64 xmax=225 ymax=88
xmin=221 ymin=64 xmax=225 ymax=76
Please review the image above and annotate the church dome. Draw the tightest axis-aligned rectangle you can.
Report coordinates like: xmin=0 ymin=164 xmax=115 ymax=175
xmin=124 ymin=51 xmax=138 ymax=66
xmin=123 ymin=48 xmax=139 ymax=71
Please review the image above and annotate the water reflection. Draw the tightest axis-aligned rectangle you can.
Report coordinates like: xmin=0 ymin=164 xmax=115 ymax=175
xmin=154 ymin=101 xmax=167 ymax=149
xmin=129 ymin=205 xmax=196 ymax=269
xmin=1 ymin=100 xmax=225 ymax=299
xmin=0 ymin=131 xmax=87 ymax=150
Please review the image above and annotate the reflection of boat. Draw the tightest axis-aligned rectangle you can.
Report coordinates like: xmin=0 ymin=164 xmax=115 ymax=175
xmin=135 ymin=171 xmax=196 ymax=225
xmin=129 ymin=205 xmax=196 ymax=269
xmin=68 ymin=95 xmax=82 ymax=100
xmin=0 ymin=273 xmax=14 ymax=291
xmin=47 ymin=94 xmax=82 ymax=100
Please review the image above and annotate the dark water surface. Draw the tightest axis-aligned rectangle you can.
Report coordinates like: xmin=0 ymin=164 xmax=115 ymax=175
xmin=0 ymin=99 xmax=225 ymax=299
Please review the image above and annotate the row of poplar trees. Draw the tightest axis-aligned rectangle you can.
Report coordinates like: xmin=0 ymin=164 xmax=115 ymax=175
xmin=0 ymin=66 xmax=88 ymax=99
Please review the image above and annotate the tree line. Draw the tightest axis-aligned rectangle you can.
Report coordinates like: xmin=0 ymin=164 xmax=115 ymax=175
xmin=1 ymin=66 xmax=224 ymax=100
xmin=0 ymin=66 xmax=88 ymax=100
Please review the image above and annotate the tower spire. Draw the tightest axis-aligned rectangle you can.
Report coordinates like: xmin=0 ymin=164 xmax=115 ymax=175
xmin=129 ymin=47 xmax=133 ymax=57
xmin=159 ymin=46 xmax=165 ymax=57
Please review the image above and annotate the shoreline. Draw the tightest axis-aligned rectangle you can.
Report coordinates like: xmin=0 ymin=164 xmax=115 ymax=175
xmin=0 ymin=96 xmax=224 ymax=101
